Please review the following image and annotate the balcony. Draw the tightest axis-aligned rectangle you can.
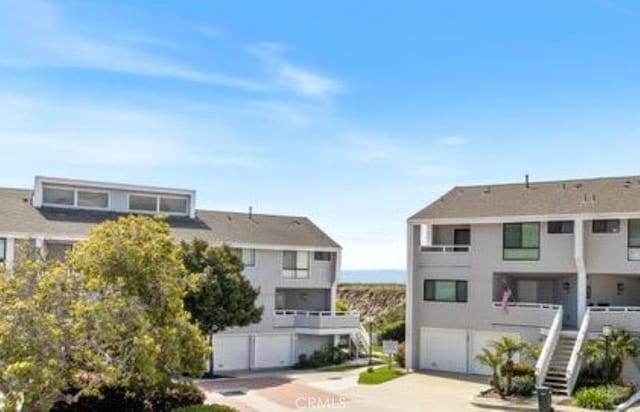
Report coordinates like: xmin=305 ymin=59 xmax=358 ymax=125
xmin=490 ymin=302 xmax=562 ymax=329
xmin=418 ymin=244 xmax=471 ymax=267
xmin=274 ymin=310 xmax=361 ymax=332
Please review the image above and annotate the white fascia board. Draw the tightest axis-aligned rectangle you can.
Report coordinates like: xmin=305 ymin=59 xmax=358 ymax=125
xmin=35 ymin=176 xmax=196 ymax=197
xmin=409 ymin=211 xmax=640 ymax=225
xmin=292 ymin=328 xmax=360 ymax=335
xmin=0 ymin=232 xmax=341 ymax=252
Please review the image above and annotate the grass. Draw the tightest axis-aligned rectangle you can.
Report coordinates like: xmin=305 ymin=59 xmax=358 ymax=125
xmin=319 ymin=363 xmax=367 ymax=372
xmin=358 ymin=366 xmax=405 ymax=385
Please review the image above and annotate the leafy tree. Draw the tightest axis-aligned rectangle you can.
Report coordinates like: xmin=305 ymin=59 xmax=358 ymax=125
xmin=492 ymin=336 xmax=527 ymax=395
xmin=68 ymin=216 xmax=209 ymax=387
xmin=335 ymin=298 xmax=349 ymax=312
xmin=0 ymin=247 xmax=122 ymax=411
xmin=584 ymin=329 xmax=640 ymax=383
xmin=182 ymin=239 xmax=263 ymax=377
xmin=474 ymin=348 xmax=504 ymax=397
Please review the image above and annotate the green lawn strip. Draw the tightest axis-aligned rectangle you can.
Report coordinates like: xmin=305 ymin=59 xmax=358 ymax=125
xmin=358 ymin=366 xmax=405 ymax=385
xmin=319 ymin=363 xmax=369 ymax=372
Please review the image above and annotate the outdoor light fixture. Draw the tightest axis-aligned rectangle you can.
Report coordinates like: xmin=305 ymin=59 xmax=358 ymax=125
xmin=301 ymin=292 xmax=308 ymax=301
xmin=617 ymin=283 xmax=625 ymax=295
xmin=587 ymin=285 xmax=592 ymax=299
xmin=563 ymin=282 xmax=570 ymax=293
xmin=603 ymin=325 xmax=613 ymax=337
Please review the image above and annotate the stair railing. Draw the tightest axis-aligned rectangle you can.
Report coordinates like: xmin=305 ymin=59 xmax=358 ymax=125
xmin=536 ymin=307 xmax=563 ymax=387
xmin=566 ymin=308 xmax=592 ymax=395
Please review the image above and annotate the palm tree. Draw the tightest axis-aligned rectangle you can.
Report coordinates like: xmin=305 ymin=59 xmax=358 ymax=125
xmin=492 ymin=336 xmax=527 ymax=395
xmin=475 ymin=347 xmax=504 ymax=397
xmin=609 ymin=330 xmax=640 ymax=381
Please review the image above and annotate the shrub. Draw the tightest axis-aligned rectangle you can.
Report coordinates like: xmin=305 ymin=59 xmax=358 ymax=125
xmin=500 ymin=363 xmax=535 ymax=378
xmin=395 ymin=342 xmax=405 ymax=368
xmin=511 ymin=375 xmax=535 ymax=397
xmin=574 ymin=386 xmax=614 ymax=410
xmin=51 ymin=382 xmax=205 ymax=412
xmin=172 ymin=406 xmax=238 ymax=412
xmin=378 ymin=321 xmax=405 ymax=343
xmin=296 ymin=345 xmax=349 ymax=369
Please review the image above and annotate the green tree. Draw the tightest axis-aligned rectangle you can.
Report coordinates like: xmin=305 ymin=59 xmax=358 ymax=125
xmin=0 ymin=248 xmax=123 ymax=411
xmin=492 ymin=336 xmax=527 ymax=395
xmin=182 ymin=239 xmax=263 ymax=377
xmin=474 ymin=348 xmax=504 ymax=397
xmin=68 ymin=216 xmax=209 ymax=387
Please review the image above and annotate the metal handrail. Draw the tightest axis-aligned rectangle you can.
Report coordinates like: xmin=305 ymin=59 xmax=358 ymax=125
xmin=536 ymin=307 xmax=563 ymax=387
xmin=567 ymin=308 xmax=592 ymax=395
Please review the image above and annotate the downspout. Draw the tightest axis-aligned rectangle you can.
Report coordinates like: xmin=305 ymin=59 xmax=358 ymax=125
xmin=574 ymin=219 xmax=587 ymax=323
xmin=405 ymin=222 xmax=415 ymax=371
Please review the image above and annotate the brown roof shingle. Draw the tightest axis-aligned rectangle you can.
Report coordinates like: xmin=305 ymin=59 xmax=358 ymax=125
xmin=410 ymin=176 xmax=640 ymax=221
xmin=0 ymin=188 xmax=340 ymax=248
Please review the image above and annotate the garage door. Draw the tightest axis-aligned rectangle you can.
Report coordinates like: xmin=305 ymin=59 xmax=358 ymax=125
xmin=419 ymin=327 xmax=467 ymax=373
xmin=214 ymin=335 xmax=250 ymax=371
xmin=255 ymin=334 xmax=293 ymax=368
xmin=469 ymin=331 xmax=520 ymax=375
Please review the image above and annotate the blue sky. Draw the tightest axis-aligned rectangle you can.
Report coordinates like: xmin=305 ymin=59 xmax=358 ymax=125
xmin=2 ymin=1 xmax=640 ymax=270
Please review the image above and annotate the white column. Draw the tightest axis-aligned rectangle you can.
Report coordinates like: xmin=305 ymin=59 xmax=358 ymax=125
xmin=574 ymin=219 xmax=587 ymax=322
xmin=405 ymin=222 xmax=415 ymax=371
xmin=331 ymin=251 xmax=341 ymax=311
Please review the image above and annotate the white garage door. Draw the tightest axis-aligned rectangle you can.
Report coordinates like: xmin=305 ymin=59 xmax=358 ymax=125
xmin=469 ymin=331 xmax=520 ymax=375
xmin=419 ymin=327 xmax=467 ymax=373
xmin=214 ymin=335 xmax=250 ymax=371
xmin=255 ymin=334 xmax=293 ymax=369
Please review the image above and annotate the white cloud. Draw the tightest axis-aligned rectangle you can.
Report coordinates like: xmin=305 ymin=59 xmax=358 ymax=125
xmin=0 ymin=0 xmax=267 ymax=91
xmin=249 ymin=42 xmax=342 ymax=98
xmin=439 ymin=136 xmax=468 ymax=146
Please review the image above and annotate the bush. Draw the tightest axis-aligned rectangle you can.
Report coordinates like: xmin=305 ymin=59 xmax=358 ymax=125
xmin=378 ymin=321 xmax=405 ymax=343
xmin=574 ymin=386 xmax=615 ymax=410
xmin=51 ymin=382 xmax=205 ymax=412
xmin=296 ymin=345 xmax=349 ymax=369
xmin=395 ymin=342 xmax=405 ymax=368
xmin=511 ymin=375 xmax=535 ymax=397
xmin=172 ymin=406 xmax=238 ymax=412
xmin=500 ymin=363 xmax=535 ymax=378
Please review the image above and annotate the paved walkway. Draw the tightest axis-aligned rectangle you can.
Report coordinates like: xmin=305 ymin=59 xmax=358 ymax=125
xmin=197 ymin=369 xmax=489 ymax=411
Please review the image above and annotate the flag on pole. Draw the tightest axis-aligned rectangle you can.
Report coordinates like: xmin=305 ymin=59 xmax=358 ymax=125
xmin=501 ymin=288 xmax=512 ymax=314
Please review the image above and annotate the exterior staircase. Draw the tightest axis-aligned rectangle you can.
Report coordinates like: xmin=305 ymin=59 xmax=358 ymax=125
xmin=543 ymin=331 xmax=577 ymax=395
xmin=351 ymin=324 xmax=371 ymax=358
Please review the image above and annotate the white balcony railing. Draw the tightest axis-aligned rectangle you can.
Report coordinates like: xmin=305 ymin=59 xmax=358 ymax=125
xmin=273 ymin=310 xmax=361 ymax=329
xmin=490 ymin=302 xmax=561 ymax=329
xmin=420 ymin=244 xmax=470 ymax=253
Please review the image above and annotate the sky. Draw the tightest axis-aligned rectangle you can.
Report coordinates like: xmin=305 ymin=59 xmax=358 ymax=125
xmin=2 ymin=1 xmax=640 ymax=270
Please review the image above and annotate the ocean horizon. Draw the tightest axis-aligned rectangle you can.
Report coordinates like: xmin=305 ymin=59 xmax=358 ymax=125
xmin=339 ymin=269 xmax=406 ymax=284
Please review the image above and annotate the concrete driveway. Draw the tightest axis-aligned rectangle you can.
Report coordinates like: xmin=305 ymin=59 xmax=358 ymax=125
xmin=198 ymin=368 xmax=488 ymax=412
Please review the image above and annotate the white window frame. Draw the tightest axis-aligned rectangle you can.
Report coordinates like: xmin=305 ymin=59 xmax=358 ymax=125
xmin=42 ymin=185 xmax=111 ymax=211
xmin=127 ymin=193 xmax=189 ymax=216
xmin=282 ymin=251 xmax=309 ymax=279
xmin=242 ymin=248 xmax=256 ymax=267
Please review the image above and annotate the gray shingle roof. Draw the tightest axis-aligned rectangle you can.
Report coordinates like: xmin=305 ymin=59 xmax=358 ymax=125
xmin=410 ymin=176 xmax=640 ymax=221
xmin=0 ymin=188 xmax=340 ymax=248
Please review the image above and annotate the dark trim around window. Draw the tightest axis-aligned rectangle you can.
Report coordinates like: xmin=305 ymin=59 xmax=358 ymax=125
xmin=548 ymin=221 xmax=574 ymax=234
xmin=592 ymin=219 xmax=620 ymax=234
xmin=423 ymin=279 xmax=468 ymax=303
xmin=503 ymin=222 xmax=540 ymax=261
xmin=0 ymin=237 xmax=5 ymax=263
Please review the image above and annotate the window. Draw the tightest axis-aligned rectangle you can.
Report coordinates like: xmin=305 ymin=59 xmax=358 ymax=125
xmin=159 ymin=197 xmax=188 ymax=214
xmin=282 ymin=251 xmax=309 ymax=279
xmin=77 ymin=190 xmax=109 ymax=209
xmin=314 ymin=251 xmax=332 ymax=261
xmin=548 ymin=221 xmax=574 ymax=234
xmin=424 ymin=280 xmax=468 ymax=303
xmin=593 ymin=220 xmax=620 ymax=234
xmin=129 ymin=195 xmax=157 ymax=212
xmin=629 ymin=220 xmax=640 ymax=260
xmin=0 ymin=238 xmax=5 ymax=262
xmin=43 ymin=186 xmax=74 ymax=206
xmin=242 ymin=249 xmax=255 ymax=267
xmin=503 ymin=222 xmax=540 ymax=260
xmin=453 ymin=229 xmax=471 ymax=245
